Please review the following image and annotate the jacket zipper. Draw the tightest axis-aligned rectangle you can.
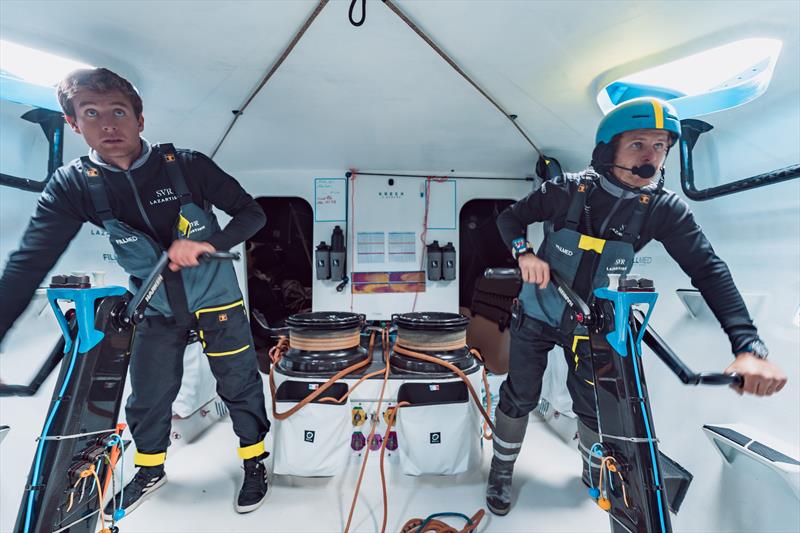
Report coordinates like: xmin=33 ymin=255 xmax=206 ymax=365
xmin=124 ymin=170 xmax=161 ymax=241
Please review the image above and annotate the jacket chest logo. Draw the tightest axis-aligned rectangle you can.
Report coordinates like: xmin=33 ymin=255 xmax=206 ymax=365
xmin=555 ymin=244 xmax=574 ymax=256
xmin=218 ymin=313 xmax=228 ymax=322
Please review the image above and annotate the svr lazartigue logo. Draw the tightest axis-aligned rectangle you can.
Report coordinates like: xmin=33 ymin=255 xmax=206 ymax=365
xmin=555 ymin=244 xmax=574 ymax=256
xmin=115 ymin=236 xmax=139 ymax=245
xmin=607 ymin=257 xmax=628 ymax=272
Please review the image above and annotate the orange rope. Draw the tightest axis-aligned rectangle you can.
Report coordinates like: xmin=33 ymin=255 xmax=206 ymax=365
xmin=599 ymin=456 xmax=630 ymax=508
xmin=270 ymin=328 xmax=494 ymax=529
xmin=371 ymin=345 xmax=490 ymax=531
xmin=348 ymin=169 xmax=357 ymax=312
xmin=101 ymin=423 xmax=127 ymax=496
xmin=469 ymin=349 xmax=493 ymax=440
xmin=393 ymin=344 xmax=495 ymax=434
xmin=344 ymin=328 xmax=391 ymax=533
xmin=268 ymin=333 xmax=374 ymax=420
xmin=317 ymin=368 xmax=387 ymax=404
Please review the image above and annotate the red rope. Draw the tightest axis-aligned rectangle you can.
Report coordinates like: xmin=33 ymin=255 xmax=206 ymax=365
xmin=348 ymin=169 xmax=358 ymax=311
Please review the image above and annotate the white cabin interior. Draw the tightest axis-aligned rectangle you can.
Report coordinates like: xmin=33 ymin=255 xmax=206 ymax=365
xmin=1 ymin=1 xmax=798 ymax=532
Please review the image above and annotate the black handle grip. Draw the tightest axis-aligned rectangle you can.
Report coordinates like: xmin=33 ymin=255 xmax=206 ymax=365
xmin=483 ymin=268 xmax=520 ymax=280
xmin=200 ymin=251 xmax=241 ymax=261
xmin=632 ymin=310 xmax=745 ymax=388
xmin=483 ymin=267 xmax=592 ymax=323
xmin=696 ymin=372 xmax=744 ymax=387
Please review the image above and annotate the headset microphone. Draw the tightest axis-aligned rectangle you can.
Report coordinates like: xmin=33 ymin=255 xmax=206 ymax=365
xmin=612 ymin=164 xmax=657 ymax=179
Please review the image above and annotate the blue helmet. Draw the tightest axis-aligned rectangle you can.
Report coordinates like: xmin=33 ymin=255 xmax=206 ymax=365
xmin=595 ymin=97 xmax=681 ymax=145
xmin=591 ymin=97 xmax=681 ymax=171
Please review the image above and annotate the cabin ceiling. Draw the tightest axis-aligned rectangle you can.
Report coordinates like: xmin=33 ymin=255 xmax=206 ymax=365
xmin=1 ymin=0 xmax=798 ymax=176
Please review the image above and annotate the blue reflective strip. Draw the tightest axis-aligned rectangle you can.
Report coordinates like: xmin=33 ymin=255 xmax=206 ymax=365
xmin=627 ymin=323 xmax=667 ymax=533
xmin=656 ymin=490 xmax=667 ymax=533
xmin=24 ymin=338 xmax=81 ymax=533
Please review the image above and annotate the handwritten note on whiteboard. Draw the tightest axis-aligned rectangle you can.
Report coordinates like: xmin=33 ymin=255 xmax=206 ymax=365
xmin=314 ymin=178 xmax=347 ymax=222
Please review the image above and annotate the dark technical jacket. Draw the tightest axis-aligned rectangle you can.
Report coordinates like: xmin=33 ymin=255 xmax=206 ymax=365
xmin=0 ymin=141 xmax=265 ymax=341
xmin=496 ymin=169 xmax=760 ymax=354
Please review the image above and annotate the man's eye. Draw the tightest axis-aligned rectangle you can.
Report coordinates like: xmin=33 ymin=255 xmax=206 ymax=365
xmin=630 ymin=142 xmax=642 ymax=149
xmin=113 ymin=109 xmax=126 ymax=117
xmin=85 ymin=109 xmax=98 ymax=117
xmin=654 ymin=143 xmax=666 ymax=151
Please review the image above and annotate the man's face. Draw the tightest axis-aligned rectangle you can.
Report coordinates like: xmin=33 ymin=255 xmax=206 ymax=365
xmin=64 ymin=89 xmax=143 ymax=168
xmin=612 ymin=129 xmax=670 ymax=188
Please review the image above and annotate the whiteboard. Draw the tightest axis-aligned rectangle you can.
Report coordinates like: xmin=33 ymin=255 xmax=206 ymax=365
xmin=314 ymin=177 xmax=347 ymax=222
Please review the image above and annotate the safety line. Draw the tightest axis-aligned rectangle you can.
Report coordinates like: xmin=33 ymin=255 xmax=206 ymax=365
xmin=210 ymin=0 xmax=330 ymax=158
xmin=383 ymin=0 xmax=544 ymax=157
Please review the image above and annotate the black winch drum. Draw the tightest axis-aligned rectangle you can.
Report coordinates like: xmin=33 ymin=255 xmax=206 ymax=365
xmin=390 ymin=312 xmax=475 ymax=374
xmin=278 ymin=311 xmax=368 ymax=374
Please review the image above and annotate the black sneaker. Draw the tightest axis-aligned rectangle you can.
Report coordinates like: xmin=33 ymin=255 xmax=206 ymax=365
xmin=104 ymin=465 xmax=166 ymax=518
xmin=236 ymin=457 xmax=269 ymax=513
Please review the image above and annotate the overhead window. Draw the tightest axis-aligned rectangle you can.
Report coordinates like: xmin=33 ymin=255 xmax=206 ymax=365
xmin=597 ymin=38 xmax=783 ymax=118
xmin=0 ymin=40 xmax=93 ymax=111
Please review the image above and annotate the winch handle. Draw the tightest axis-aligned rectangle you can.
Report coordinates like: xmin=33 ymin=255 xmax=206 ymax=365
xmin=124 ymin=251 xmax=240 ymax=327
xmin=483 ymin=267 xmax=592 ymax=323
xmin=632 ymin=309 xmax=744 ymax=387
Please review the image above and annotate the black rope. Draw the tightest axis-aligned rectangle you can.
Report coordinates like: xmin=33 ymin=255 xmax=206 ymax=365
xmin=349 ymin=0 xmax=365 ymax=26
xmin=350 ymin=0 xmax=388 ymax=27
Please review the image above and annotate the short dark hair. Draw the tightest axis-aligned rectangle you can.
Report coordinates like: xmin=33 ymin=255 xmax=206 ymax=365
xmin=57 ymin=68 xmax=143 ymax=119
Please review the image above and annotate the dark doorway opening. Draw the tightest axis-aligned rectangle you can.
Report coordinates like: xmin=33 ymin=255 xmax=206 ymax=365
xmin=246 ymin=197 xmax=313 ymax=364
xmin=459 ymin=199 xmax=516 ymax=308
xmin=459 ymin=198 xmax=518 ymax=374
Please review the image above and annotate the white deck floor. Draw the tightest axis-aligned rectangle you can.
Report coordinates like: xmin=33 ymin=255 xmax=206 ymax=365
xmin=3 ymin=356 xmax=798 ymax=532
xmin=1 ymin=372 xmax=611 ymax=533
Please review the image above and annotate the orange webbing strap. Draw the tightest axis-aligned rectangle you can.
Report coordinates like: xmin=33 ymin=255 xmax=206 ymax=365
xmin=469 ymin=348 xmax=493 ymax=440
xmin=101 ymin=423 xmax=127 ymax=496
xmin=289 ymin=331 xmax=361 ymax=351
xmin=268 ymin=332 xmax=376 ymax=420
xmin=400 ymin=509 xmax=486 ymax=533
xmin=344 ymin=328 xmax=392 ymax=533
xmin=393 ymin=344 xmax=495 ymax=434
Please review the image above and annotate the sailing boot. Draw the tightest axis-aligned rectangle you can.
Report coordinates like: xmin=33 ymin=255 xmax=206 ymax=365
xmin=486 ymin=409 xmax=529 ymax=516
xmin=578 ymin=418 xmax=602 ymax=490
xmin=236 ymin=453 xmax=269 ymax=513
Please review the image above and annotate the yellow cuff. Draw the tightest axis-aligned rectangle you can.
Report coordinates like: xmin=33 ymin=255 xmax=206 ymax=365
xmin=238 ymin=441 xmax=266 ymax=460
xmin=134 ymin=451 xmax=166 ymax=467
